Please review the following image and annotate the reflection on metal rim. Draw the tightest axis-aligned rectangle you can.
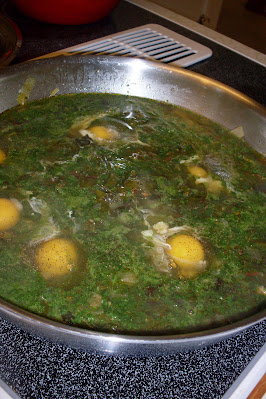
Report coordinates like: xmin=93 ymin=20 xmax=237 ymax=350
xmin=0 ymin=56 xmax=265 ymax=356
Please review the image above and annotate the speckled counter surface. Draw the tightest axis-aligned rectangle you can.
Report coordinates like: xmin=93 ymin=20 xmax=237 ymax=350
xmin=0 ymin=1 xmax=265 ymax=398
xmin=0 ymin=317 xmax=265 ymax=399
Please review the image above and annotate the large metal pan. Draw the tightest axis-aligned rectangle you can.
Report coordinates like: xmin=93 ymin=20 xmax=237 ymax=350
xmin=0 ymin=56 xmax=265 ymax=356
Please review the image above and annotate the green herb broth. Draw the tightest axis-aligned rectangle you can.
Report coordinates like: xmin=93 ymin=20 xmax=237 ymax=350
xmin=0 ymin=93 xmax=265 ymax=335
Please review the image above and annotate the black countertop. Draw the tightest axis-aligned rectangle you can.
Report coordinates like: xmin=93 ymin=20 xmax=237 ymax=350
xmin=0 ymin=1 xmax=265 ymax=398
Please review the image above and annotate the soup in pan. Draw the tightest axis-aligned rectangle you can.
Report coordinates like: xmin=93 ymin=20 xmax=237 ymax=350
xmin=0 ymin=93 xmax=265 ymax=334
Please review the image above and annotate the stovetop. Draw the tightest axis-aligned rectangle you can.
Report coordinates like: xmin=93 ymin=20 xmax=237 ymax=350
xmin=0 ymin=0 xmax=265 ymax=105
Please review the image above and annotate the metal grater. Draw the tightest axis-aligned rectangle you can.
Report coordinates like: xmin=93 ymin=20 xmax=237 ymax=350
xmin=36 ymin=24 xmax=212 ymax=67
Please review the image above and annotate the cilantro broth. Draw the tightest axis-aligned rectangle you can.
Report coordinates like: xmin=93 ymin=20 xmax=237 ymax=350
xmin=0 ymin=93 xmax=265 ymax=334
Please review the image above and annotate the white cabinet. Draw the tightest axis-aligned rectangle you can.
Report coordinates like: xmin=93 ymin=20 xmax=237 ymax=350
xmin=149 ymin=0 xmax=224 ymax=29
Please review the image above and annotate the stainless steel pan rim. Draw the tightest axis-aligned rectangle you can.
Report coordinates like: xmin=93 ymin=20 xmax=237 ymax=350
xmin=1 ymin=299 xmax=265 ymax=356
xmin=0 ymin=55 xmax=265 ymax=356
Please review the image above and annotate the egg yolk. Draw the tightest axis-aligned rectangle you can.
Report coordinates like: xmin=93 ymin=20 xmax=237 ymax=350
xmin=167 ymin=234 xmax=205 ymax=268
xmin=89 ymin=126 xmax=116 ymax=141
xmin=35 ymin=238 xmax=78 ymax=280
xmin=0 ymin=198 xmax=20 ymax=231
xmin=0 ymin=149 xmax=6 ymax=164
xmin=187 ymin=165 xmax=208 ymax=178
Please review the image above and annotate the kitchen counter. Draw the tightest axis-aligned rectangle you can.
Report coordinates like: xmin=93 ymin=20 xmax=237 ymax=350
xmin=0 ymin=0 xmax=265 ymax=398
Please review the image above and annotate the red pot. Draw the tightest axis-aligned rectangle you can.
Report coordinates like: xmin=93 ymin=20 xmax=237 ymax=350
xmin=12 ymin=0 xmax=120 ymax=25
